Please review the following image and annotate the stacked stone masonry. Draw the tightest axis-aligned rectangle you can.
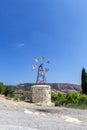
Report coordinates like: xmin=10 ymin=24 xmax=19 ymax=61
xmin=31 ymin=85 xmax=51 ymax=104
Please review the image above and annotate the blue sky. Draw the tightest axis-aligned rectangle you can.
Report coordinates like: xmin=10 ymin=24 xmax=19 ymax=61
xmin=0 ymin=0 xmax=87 ymax=85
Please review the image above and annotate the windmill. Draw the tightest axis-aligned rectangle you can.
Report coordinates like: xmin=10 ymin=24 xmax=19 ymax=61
xmin=32 ymin=56 xmax=50 ymax=84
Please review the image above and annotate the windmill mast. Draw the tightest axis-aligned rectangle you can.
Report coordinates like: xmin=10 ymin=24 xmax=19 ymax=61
xmin=36 ymin=63 xmax=46 ymax=84
xmin=32 ymin=56 xmax=50 ymax=84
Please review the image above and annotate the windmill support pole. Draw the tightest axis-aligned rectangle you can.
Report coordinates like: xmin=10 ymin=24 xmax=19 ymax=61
xmin=36 ymin=63 xmax=46 ymax=84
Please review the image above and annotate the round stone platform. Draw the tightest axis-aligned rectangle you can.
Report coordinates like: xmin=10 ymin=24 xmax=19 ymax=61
xmin=31 ymin=85 xmax=51 ymax=104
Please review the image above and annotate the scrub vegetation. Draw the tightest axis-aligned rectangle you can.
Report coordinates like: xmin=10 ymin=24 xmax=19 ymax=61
xmin=51 ymin=92 xmax=87 ymax=109
xmin=0 ymin=82 xmax=14 ymax=97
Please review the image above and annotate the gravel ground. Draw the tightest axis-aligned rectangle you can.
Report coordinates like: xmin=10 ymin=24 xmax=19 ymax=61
xmin=0 ymin=97 xmax=87 ymax=130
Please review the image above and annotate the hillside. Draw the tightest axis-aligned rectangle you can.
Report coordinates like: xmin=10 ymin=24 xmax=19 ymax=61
xmin=15 ymin=83 xmax=81 ymax=93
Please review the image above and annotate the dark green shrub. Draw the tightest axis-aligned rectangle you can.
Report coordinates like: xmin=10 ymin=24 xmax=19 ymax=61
xmin=0 ymin=83 xmax=5 ymax=94
xmin=78 ymin=94 xmax=87 ymax=104
xmin=57 ymin=92 xmax=66 ymax=105
xmin=51 ymin=91 xmax=87 ymax=109
xmin=3 ymin=86 xmax=14 ymax=97
xmin=51 ymin=92 xmax=58 ymax=102
xmin=66 ymin=92 xmax=79 ymax=104
xmin=51 ymin=92 xmax=66 ymax=105
xmin=0 ymin=82 xmax=14 ymax=97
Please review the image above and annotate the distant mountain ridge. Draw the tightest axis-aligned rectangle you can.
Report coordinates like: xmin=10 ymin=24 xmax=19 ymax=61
xmin=15 ymin=83 xmax=81 ymax=93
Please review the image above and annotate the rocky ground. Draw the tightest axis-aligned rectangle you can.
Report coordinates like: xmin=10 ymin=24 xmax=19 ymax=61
xmin=0 ymin=96 xmax=87 ymax=130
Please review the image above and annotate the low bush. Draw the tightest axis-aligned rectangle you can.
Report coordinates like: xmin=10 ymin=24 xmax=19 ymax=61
xmin=0 ymin=83 xmax=5 ymax=94
xmin=65 ymin=103 xmax=87 ymax=109
xmin=0 ymin=82 xmax=14 ymax=97
xmin=78 ymin=94 xmax=87 ymax=104
xmin=66 ymin=92 xmax=79 ymax=104
xmin=51 ymin=92 xmax=58 ymax=102
xmin=51 ymin=92 xmax=87 ymax=109
xmin=51 ymin=92 xmax=66 ymax=105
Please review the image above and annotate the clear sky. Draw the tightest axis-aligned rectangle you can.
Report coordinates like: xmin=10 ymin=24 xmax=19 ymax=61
xmin=0 ymin=0 xmax=87 ymax=85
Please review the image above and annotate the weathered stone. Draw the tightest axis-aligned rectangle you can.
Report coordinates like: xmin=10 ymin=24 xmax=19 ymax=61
xmin=31 ymin=85 xmax=51 ymax=105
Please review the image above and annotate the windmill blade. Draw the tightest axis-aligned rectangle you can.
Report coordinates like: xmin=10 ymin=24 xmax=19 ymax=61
xmin=41 ymin=56 xmax=45 ymax=60
xmin=32 ymin=65 xmax=37 ymax=70
xmin=34 ymin=57 xmax=39 ymax=62
xmin=46 ymin=60 xmax=50 ymax=64
xmin=45 ymin=68 xmax=49 ymax=72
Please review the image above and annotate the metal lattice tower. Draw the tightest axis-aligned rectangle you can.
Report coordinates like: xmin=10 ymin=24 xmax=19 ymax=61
xmin=36 ymin=63 xmax=46 ymax=84
xmin=32 ymin=56 xmax=50 ymax=84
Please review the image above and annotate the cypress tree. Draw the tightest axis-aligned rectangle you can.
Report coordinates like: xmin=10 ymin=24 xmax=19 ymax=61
xmin=81 ymin=68 xmax=87 ymax=94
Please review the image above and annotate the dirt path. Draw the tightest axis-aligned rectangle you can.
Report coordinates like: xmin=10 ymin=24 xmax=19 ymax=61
xmin=0 ymin=96 xmax=87 ymax=130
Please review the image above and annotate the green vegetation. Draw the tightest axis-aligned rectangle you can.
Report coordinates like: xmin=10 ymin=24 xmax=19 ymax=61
xmin=14 ymin=91 xmax=32 ymax=102
xmin=81 ymin=68 xmax=87 ymax=94
xmin=51 ymin=92 xmax=87 ymax=109
xmin=0 ymin=82 xmax=14 ymax=97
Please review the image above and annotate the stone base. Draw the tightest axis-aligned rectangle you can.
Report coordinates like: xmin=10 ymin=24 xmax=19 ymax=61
xmin=31 ymin=85 xmax=51 ymax=104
